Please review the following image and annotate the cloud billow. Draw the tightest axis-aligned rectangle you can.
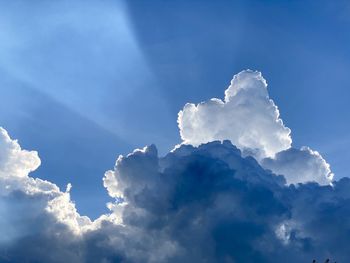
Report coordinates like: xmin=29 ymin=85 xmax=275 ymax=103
xmin=178 ymin=70 xmax=292 ymax=159
xmin=262 ymin=146 xmax=333 ymax=185
xmin=0 ymin=71 xmax=344 ymax=262
xmin=178 ymin=70 xmax=333 ymax=185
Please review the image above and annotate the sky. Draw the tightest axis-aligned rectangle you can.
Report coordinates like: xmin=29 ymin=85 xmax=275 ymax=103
xmin=0 ymin=0 xmax=349 ymax=224
xmin=1 ymin=1 xmax=350 ymax=262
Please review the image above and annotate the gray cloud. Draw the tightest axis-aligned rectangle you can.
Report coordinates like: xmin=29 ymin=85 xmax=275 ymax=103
xmin=0 ymin=127 xmax=346 ymax=262
xmin=100 ymin=141 xmax=346 ymax=262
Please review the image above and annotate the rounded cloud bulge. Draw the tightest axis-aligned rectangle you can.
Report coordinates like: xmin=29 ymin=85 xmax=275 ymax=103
xmin=0 ymin=127 xmax=41 ymax=179
xmin=262 ymin=146 xmax=334 ymax=185
xmin=178 ymin=70 xmax=292 ymax=160
xmin=0 ymin=127 xmax=93 ymax=236
xmin=178 ymin=70 xmax=333 ymax=185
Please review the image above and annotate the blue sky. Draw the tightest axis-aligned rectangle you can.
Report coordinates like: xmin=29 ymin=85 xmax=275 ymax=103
xmin=1 ymin=0 xmax=349 ymax=219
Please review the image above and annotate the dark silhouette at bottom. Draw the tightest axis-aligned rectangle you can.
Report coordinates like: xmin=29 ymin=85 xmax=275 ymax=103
xmin=312 ymin=259 xmax=336 ymax=263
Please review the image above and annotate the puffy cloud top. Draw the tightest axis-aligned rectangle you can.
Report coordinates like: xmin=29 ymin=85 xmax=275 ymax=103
xmin=178 ymin=70 xmax=332 ymax=185
xmin=0 ymin=127 xmax=40 ymax=178
xmin=0 ymin=127 xmax=91 ymax=236
xmin=262 ymin=147 xmax=334 ymax=185
xmin=178 ymin=70 xmax=292 ymax=159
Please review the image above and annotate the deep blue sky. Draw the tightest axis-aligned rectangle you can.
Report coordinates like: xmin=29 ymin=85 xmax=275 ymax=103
xmin=0 ymin=0 xmax=349 ymax=218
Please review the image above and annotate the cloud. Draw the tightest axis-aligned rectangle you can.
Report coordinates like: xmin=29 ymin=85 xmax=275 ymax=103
xmin=0 ymin=127 xmax=91 ymax=238
xmin=0 ymin=128 xmax=40 ymax=179
xmin=0 ymin=71 xmax=342 ymax=262
xmin=0 ymin=127 xmax=348 ymax=262
xmin=101 ymin=141 xmax=286 ymax=262
xmin=262 ymin=147 xmax=334 ymax=185
xmin=178 ymin=70 xmax=332 ymax=185
xmin=178 ymin=70 xmax=292 ymax=159
xmin=99 ymin=141 xmax=349 ymax=262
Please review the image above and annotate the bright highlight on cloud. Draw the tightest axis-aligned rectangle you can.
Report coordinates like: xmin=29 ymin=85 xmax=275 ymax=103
xmin=178 ymin=70 xmax=333 ymax=185
xmin=0 ymin=128 xmax=40 ymax=179
xmin=262 ymin=147 xmax=333 ymax=185
xmin=178 ymin=70 xmax=292 ymax=159
xmin=0 ymin=127 xmax=91 ymax=236
xmin=0 ymin=71 xmax=343 ymax=262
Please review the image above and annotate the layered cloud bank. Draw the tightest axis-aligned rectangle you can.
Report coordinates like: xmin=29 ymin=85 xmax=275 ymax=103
xmin=0 ymin=71 xmax=345 ymax=262
xmin=178 ymin=70 xmax=333 ymax=185
xmin=0 ymin=130 xmax=348 ymax=262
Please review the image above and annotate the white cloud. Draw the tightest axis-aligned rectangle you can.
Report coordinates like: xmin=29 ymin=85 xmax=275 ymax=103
xmin=0 ymin=127 xmax=92 ymax=234
xmin=262 ymin=147 xmax=334 ymax=185
xmin=178 ymin=70 xmax=332 ymax=185
xmin=178 ymin=70 xmax=292 ymax=159
xmin=0 ymin=127 xmax=40 ymax=179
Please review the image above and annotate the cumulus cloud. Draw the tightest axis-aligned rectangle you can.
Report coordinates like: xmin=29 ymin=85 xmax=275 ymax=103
xmin=0 ymin=71 xmax=342 ymax=262
xmin=178 ymin=70 xmax=332 ymax=185
xmin=262 ymin=147 xmax=334 ymax=185
xmin=0 ymin=127 xmax=348 ymax=262
xmin=178 ymin=70 xmax=292 ymax=159
xmin=0 ymin=128 xmax=40 ymax=179
xmin=0 ymin=127 xmax=91 ymax=237
xmin=98 ymin=141 xmax=350 ymax=262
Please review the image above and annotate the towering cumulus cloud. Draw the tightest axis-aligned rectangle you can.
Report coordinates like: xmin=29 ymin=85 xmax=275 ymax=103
xmin=0 ymin=71 xmax=346 ymax=262
xmin=178 ymin=70 xmax=333 ymax=185
xmin=178 ymin=70 xmax=292 ymax=159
